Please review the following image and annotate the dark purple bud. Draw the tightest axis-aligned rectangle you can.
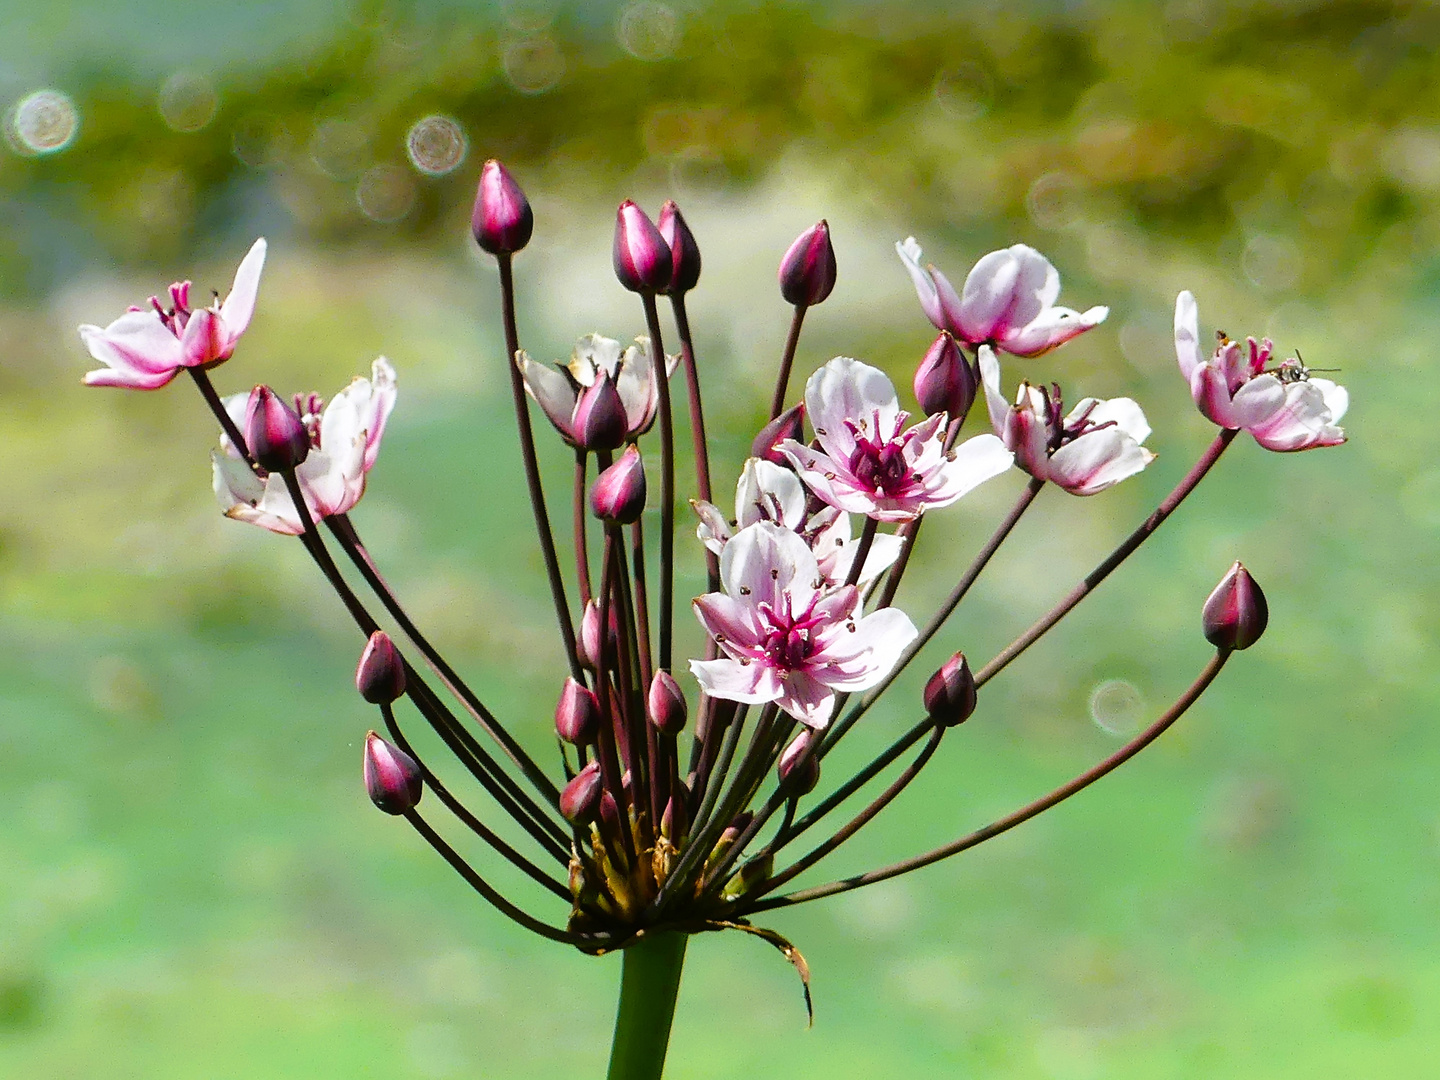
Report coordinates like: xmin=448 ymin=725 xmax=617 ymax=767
xmin=244 ymin=385 xmax=309 ymax=473
xmin=613 ymin=200 xmax=672 ymax=293
xmin=661 ymin=792 xmax=689 ymax=842
xmin=1202 ymin=561 xmax=1268 ymax=651
xmin=560 ymin=761 xmax=604 ymax=823
xmin=356 ymin=630 xmax=406 ymax=704
xmin=777 ymin=730 xmax=819 ymax=795
xmin=555 ymin=677 xmax=601 ymax=744
xmin=657 ymin=200 xmax=701 ymax=295
xmin=647 ymin=670 xmax=688 ymax=736
xmin=914 ymin=332 xmax=977 ymax=420
xmin=471 ymin=159 xmax=533 ymax=255
xmin=590 ymin=445 xmax=647 ymax=524
xmin=751 ymin=402 xmax=806 ymax=465
xmin=572 ymin=376 xmax=628 ymax=452
xmin=923 ymin=651 xmax=977 ymax=727
xmin=598 ymin=790 xmax=624 ymax=838
xmin=578 ymin=598 xmax=621 ymax=670
xmin=778 ymin=220 xmax=837 ymax=307
xmin=364 ymin=731 xmax=423 ymax=815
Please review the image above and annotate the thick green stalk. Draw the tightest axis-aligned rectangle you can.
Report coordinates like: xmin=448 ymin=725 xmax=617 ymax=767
xmin=606 ymin=933 xmax=689 ymax=1080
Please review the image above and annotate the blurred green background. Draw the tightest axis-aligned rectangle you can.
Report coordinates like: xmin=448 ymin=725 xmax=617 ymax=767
xmin=1 ymin=0 xmax=1435 ymax=1076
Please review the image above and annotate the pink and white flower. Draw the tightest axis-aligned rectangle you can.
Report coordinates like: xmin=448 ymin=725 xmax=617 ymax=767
xmin=690 ymin=521 xmax=918 ymax=727
xmin=979 ymin=346 xmax=1155 ymax=495
xmin=779 ymin=357 xmax=1012 ymax=523
xmin=212 ymin=357 xmax=397 ymax=535
xmin=897 ymin=237 xmax=1107 ymax=357
xmin=693 ymin=457 xmax=905 ymax=586
xmin=79 ymin=238 xmax=267 ymax=389
xmin=517 ymin=333 xmax=676 ymax=450
xmin=1174 ymin=291 xmax=1346 ymax=452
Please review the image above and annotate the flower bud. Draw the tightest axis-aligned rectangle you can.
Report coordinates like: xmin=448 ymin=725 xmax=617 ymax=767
xmin=661 ymin=792 xmax=689 ymax=843
xmin=590 ymin=446 xmax=647 ymax=524
xmin=777 ymin=730 xmax=820 ymax=795
xmin=1202 ymin=561 xmax=1268 ymax=651
xmin=572 ymin=375 xmax=628 ymax=452
xmin=778 ymin=220 xmax=837 ymax=307
xmin=555 ymin=677 xmax=601 ymax=744
xmin=244 ymin=385 xmax=310 ymax=473
xmin=471 ymin=159 xmax=533 ymax=255
xmin=598 ymin=790 xmax=624 ymax=838
xmin=913 ymin=332 xmax=977 ymax=420
xmin=647 ymin=670 xmax=688 ymax=736
xmin=923 ymin=651 xmax=977 ymax=727
xmin=751 ymin=402 xmax=806 ymax=465
xmin=658 ymin=200 xmax=701 ymax=295
xmin=356 ymin=630 xmax=407 ymax=704
xmin=578 ymin=598 xmax=621 ymax=669
xmin=364 ymin=731 xmax=423 ymax=815
xmin=560 ymin=760 xmax=604 ymax=824
xmin=613 ymin=200 xmax=672 ymax=293
xmin=720 ymin=811 xmax=753 ymax=845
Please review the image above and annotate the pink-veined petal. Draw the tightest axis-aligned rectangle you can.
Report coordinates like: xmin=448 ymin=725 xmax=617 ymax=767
xmin=813 ymin=606 xmax=918 ymax=691
xmin=735 ymin=458 xmax=806 ymax=530
xmin=692 ymin=499 xmax=732 ymax=554
xmin=896 ymin=237 xmax=943 ymax=328
xmin=804 ymin=357 xmax=900 ymax=463
xmin=615 ymin=342 xmax=659 ymax=437
xmin=1070 ymin=395 xmax=1151 ymax=444
xmin=718 ymin=520 xmax=818 ymax=613
xmin=1224 ymin=371 xmax=1286 ymax=430
xmin=1249 ymin=380 xmax=1347 ymax=452
xmin=179 ymin=307 xmax=224 ymax=367
xmin=774 ymin=671 xmax=836 ymax=729
xmin=927 ymin=433 xmax=1014 ymax=505
xmin=518 ymin=354 xmax=579 ymax=441
xmin=689 ymin=657 xmax=783 ymax=705
xmin=79 ymin=311 xmax=184 ymax=381
xmin=1174 ymin=291 xmax=1203 ymax=381
xmin=999 ymin=304 xmax=1108 ymax=357
xmin=1047 ymin=427 xmax=1154 ymax=495
xmin=693 ymin=593 xmax=764 ymax=651
xmin=957 ymin=248 xmax=1021 ymax=343
xmin=977 ymin=345 xmax=1011 ymax=439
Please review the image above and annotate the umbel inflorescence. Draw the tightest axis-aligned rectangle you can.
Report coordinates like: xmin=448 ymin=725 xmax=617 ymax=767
xmin=78 ymin=160 xmax=1347 ymax=975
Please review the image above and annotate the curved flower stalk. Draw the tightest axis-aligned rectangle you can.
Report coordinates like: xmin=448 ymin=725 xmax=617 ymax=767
xmin=897 ymin=237 xmax=1107 ymax=357
xmin=693 ymin=457 xmax=904 ymax=586
xmin=77 ymin=160 xmax=1354 ymax=1080
xmin=79 ymin=239 xmax=266 ymax=389
xmin=690 ymin=521 xmax=917 ymax=727
xmin=1174 ymin=291 xmax=1347 ymax=451
xmin=212 ymin=357 xmax=396 ymax=534
xmin=780 ymin=356 xmax=1013 ymax=522
xmin=979 ymin=345 xmax=1155 ymax=495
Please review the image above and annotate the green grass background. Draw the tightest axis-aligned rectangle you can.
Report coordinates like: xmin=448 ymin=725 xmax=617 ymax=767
xmin=1 ymin=1 xmax=1437 ymax=1076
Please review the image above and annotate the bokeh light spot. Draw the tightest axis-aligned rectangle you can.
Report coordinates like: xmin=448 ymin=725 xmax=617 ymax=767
xmin=1027 ymin=170 xmax=1087 ymax=230
xmin=6 ymin=89 xmax=78 ymax=155
xmin=618 ymin=2 xmax=680 ymax=61
xmin=310 ymin=117 xmax=370 ymax=180
xmin=933 ymin=63 xmax=993 ymax=119
xmin=158 ymin=71 xmax=218 ymax=133
xmin=503 ymin=36 xmax=565 ymax=94
xmin=357 ymin=164 xmax=417 ymax=223
xmin=406 ymin=115 xmax=467 ymax=176
xmin=1089 ymin=679 xmax=1144 ymax=736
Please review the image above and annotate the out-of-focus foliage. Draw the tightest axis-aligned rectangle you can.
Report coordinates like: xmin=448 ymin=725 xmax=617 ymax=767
xmin=5 ymin=0 xmax=1440 ymax=292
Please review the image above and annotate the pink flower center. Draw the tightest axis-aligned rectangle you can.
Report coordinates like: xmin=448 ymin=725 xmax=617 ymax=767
xmin=845 ymin=411 xmax=915 ymax=496
xmin=755 ymin=594 xmax=830 ymax=673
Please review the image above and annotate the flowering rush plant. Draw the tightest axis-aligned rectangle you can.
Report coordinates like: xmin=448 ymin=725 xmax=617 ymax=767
xmin=79 ymin=160 xmax=1347 ymax=1078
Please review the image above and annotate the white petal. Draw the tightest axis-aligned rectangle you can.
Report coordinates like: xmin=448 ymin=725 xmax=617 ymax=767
xmin=719 ymin=521 xmax=818 ymax=613
xmin=958 ymin=248 xmax=1021 ymax=343
xmin=519 ymin=355 xmax=579 ymax=440
xmin=219 ymin=238 xmax=266 ymax=337
xmin=1070 ymin=395 xmax=1151 ymax=444
xmin=1174 ymin=290 xmax=1202 ymax=381
xmin=804 ymin=356 xmax=901 ymax=463
xmin=1048 ymin=428 xmax=1154 ymax=495
xmin=735 ymin=458 xmax=806 ymax=530
xmin=896 ymin=237 xmax=942 ymax=327
xmin=690 ymin=657 xmax=783 ymax=705
xmin=692 ymin=499 xmax=732 ymax=554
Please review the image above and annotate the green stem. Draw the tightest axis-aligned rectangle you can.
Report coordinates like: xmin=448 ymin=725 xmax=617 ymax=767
xmin=606 ymin=933 xmax=689 ymax=1080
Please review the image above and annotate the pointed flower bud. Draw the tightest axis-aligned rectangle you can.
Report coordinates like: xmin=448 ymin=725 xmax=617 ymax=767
xmin=751 ymin=402 xmax=806 ymax=465
xmin=571 ymin=375 xmax=629 ymax=452
xmin=590 ymin=445 xmax=647 ymax=524
xmin=914 ymin=332 xmax=977 ymax=421
xmin=598 ymin=790 xmax=624 ymax=839
xmin=613 ymin=200 xmax=672 ymax=293
xmin=555 ymin=677 xmax=601 ymax=744
xmin=778 ymin=220 xmax=837 ymax=307
xmin=364 ymin=731 xmax=423 ymax=815
xmin=647 ymin=670 xmax=688 ymax=736
xmin=777 ymin=730 xmax=820 ymax=795
xmin=1202 ymin=561 xmax=1268 ymax=651
xmin=924 ymin=651 xmax=977 ymax=727
xmin=661 ymin=791 xmax=689 ymax=842
xmin=720 ymin=811 xmax=753 ymax=846
xmin=578 ymin=598 xmax=621 ymax=670
xmin=471 ymin=159 xmax=533 ymax=255
xmin=658 ymin=200 xmax=701 ymax=295
xmin=560 ymin=760 xmax=604 ymax=824
xmin=356 ymin=631 xmax=407 ymax=704
xmin=244 ymin=385 xmax=310 ymax=473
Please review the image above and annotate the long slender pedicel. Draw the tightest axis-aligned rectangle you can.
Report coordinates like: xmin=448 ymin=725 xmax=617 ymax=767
xmin=329 ymin=515 xmax=561 ymax=812
xmin=975 ymin=430 xmax=1238 ymax=688
xmin=328 ymin=515 xmax=564 ymax=809
xmin=591 ymin=533 xmax=635 ymax=866
xmin=189 ymin=368 xmax=256 ymax=470
xmin=495 ymin=251 xmax=583 ymax=681
xmin=744 ymin=726 xmax=945 ymax=903
xmin=668 ymin=293 xmax=719 ymax=592
xmin=744 ymin=650 xmax=1231 ymax=913
xmin=573 ymin=451 xmax=593 ymax=603
xmin=770 ymin=305 xmax=807 ymax=420
xmin=842 ymin=517 xmax=877 ymax=589
xmin=640 ymin=292 xmax=677 ymax=674
xmin=379 ymin=703 xmax=571 ymax=900
xmin=403 ymin=810 xmax=590 ymax=946
xmin=823 ymin=477 xmax=1046 ymax=757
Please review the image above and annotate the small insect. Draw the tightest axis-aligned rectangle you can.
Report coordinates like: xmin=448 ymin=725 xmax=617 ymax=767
xmin=1273 ymin=351 xmax=1340 ymax=384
